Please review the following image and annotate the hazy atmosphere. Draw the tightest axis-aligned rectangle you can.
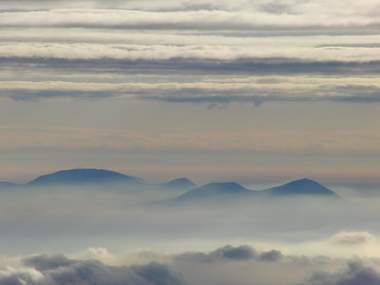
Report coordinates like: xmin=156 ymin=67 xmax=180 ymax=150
xmin=0 ymin=1 xmax=380 ymax=284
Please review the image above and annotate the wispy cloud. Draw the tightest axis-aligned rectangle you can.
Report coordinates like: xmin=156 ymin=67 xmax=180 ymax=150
xmin=2 ymin=80 xmax=380 ymax=106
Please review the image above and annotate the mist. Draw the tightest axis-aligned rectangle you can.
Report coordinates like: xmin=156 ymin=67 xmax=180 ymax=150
xmin=0 ymin=183 xmax=378 ymax=258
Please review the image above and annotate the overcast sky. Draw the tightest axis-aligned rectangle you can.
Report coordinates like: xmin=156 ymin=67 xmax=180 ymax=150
xmin=1 ymin=0 xmax=380 ymax=187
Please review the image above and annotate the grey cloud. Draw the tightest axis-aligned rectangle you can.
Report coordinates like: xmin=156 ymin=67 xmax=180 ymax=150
xmin=3 ymin=83 xmax=380 ymax=106
xmin=0 ymin=256 xmax=185 ymax=285
xmin=309 ymin=261 xmax=380 ymax=285
xmin=174 ymin=245 xmax=286 ymax=263
xmin=0 ymin=5 xmax=379 ymax=31
xmin=175 ymin=245 xmax=256 ymax=263
xmin=259 ymin=2 xmax=291 ymax=14
xmin=1 ymin=89 xmax=120 ymax=101
xmin=259 ymin=250 xmax=284 ymax=262
xmin=318 ymin=43 xmax=380 ymax=49
xmin=23 ymin=255 xmax=76 ymax=271
xmin=140 ymin=89 xmax=380 ymax=106
xmin=3 ymin=57 xmax=380 ymax=76
xmin=0 ymin=248 xmax=378 ymax=285
xmin=330 ymin=232 xmax=375 ymax=246
xmin=211 ymin=245 xmax=257 ymax=261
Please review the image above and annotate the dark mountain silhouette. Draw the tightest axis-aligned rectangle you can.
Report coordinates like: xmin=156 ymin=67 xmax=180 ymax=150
xmin=3 ymin=168 xmax=339 ymax=202
xmin=173 ymin=182 xmax=255 ymax=204
xmin=262 ymin=178 xmax=339 ymax=198
xmin=171 ymin=178 xmax=339 ymax=204
xmin=159 ymin=178 xmax=196 ymax=190
xmin=28 ymin=168 xmax=143 ymax=187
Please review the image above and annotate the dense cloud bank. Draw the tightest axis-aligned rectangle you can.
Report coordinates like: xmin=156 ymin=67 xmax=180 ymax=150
xmin=0 ymin=256 xmax=184 ymax=285
xmin=309 ymin=261 xmax=380 ymax=285
xmin=175 ymin=245 xmax=283 ymax=263
xmin=1 ymin=245 xmax=380 ymax=285
xmin=0 ymin=182 xmax=378 ymax=252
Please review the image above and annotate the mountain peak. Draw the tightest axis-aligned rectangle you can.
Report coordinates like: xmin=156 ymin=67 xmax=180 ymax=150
xmin=172 ymin=182 xmax=253 ymax=204
xmin=160 ymin=178 xmax=196 ymax=190
xmin=28 ymin=168 xmax=143 ymax=187
xmin=265 ymin=178 xmax=338 ymax=197
xmin=291 ymin=178 xmax=320 ymax=185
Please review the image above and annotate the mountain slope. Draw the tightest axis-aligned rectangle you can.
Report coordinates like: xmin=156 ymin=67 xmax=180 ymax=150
xmin=262 ymin=178 xmax=338 ymax=198
xmin=160 ymin=178 xmax=196 ymax=190
xmin=170 ymin=178 xmax=339 ymax=205
xmin=173 ymin=182 xmax=255 ymax=204
xmin=28 ymin=168 xmax=143 ymax=187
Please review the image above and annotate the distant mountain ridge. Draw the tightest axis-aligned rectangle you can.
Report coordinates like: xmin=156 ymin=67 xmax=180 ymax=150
xmin=0 ymin=169 xmax=339 ymax=202
xmin=26 ymin=169 xmax=197 ymax=190
xmin=28 ymin=168 xmax=143 ymax=187
xmin=172 ymin=178 xmax=339 ymax=204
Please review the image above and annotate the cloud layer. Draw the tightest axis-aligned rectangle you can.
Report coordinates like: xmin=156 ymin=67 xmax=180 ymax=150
xmin=0 ymin=0 xmax=379 ymax=185
xmin=1 ymin=245 xmax=380 ymax=285
xmin=1 ymin=0 xmax=380 ymax=107
xmin=0 ymin=256 xmax=184 ymax=285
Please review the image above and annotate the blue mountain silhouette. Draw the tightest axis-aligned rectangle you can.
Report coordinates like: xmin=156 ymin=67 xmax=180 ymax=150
xmin=173 ymin=178 xmax=338 ymax=204
xmin=173 ymin=182 xmax=254 ymax=203
xmin=264 ymin=178 xmax=339 ymax=197
xmin=28 ymin=168 xmax=143 ymax=186
xmin=159 ymin=178 xmax=196 ymax=190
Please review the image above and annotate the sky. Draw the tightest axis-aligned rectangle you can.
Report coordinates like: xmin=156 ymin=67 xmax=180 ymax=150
xmin=1 ymin=0 xmax=380 ymax=187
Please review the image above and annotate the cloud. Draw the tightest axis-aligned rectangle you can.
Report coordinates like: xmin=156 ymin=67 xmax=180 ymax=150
xmin=138 ymin=85 xmax=380 ymax=106
xmin=1 ymin=246 xmax=380 ymax=285
xmin=258 ymin=250 xmax=283 ymax=262
xmin=0 ymin=267 xmax=44 ymax=285
xmin=3 ymin=77 xmax=380 ymax=107
xmin=309 ymin=261 xmax=380 ymax=285
xmin=0 ymin=3 xmax=379 ymax=31
xmin=174 ymin=245 xmax=283 ymax=263
xmin=35 ymin=90 xmax=380 ymax=105
xmin=330 ymin=232 xmax=375 ymax=246
xmin=0 ymin=256 xmax=185 ymax=285
xmin=2 ymin=43 xmax=380 ymax=65
xmin=23 ymin=255 xmax=75 ymax=271
xmin=1 ymin=2 xmax=380 ymax=87
xmin=210 ymin=245 xmax=258 ymax=261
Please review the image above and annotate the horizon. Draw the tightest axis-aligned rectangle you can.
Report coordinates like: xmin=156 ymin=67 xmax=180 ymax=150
xmin=1 ymin=165 xmax=378 ymax=190
xmin=0 ymin=166 xmax=357 ymax=190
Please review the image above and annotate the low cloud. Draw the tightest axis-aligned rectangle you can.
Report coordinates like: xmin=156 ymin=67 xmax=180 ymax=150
xmin=175 ymin=245 xmax=283 ymax=263
xmin=330 ymin=232 xmax=375 ymax=246
xmin=2 ymin=246 xmax=379 ymax=285
xmin=259 ymin=250 xmax=284 ymax=262
xmin=309 ymin=261 xmax=380 ymax=285
xmin=0 ymin=256 xmax=185 ymax=285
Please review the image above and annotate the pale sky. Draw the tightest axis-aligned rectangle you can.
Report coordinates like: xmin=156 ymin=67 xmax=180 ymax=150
xmin=1 ymin=0 xmax=380 ymax=186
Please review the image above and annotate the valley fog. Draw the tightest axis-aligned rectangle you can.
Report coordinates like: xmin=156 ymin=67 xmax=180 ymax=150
xmin=0 ymin=182 xmax=378 ymax=257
